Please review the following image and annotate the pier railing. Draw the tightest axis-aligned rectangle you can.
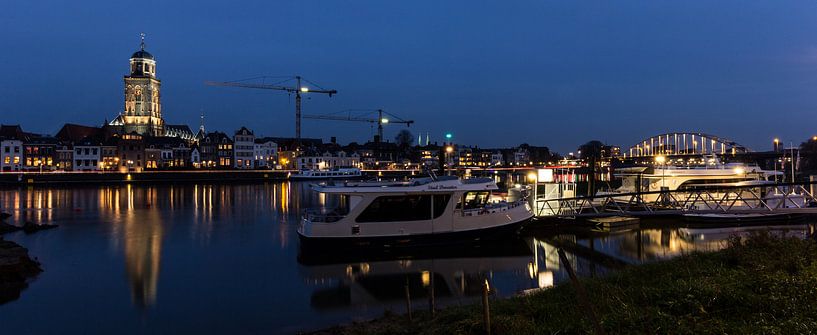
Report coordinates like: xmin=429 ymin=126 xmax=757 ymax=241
xmin=533 ymin=182 xmax=817 ymax=218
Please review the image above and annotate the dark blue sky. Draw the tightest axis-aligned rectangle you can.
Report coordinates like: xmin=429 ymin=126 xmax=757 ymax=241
xmin=3 ymin=1 xmax=817 ymax=153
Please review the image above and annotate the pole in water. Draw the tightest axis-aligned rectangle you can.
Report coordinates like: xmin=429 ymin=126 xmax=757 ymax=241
xmin=482 ymin=279 xmax=491 ymax=335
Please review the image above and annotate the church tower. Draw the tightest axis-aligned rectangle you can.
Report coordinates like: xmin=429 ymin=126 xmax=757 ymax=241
xmin=121 ymin=33 xmax=164 ymax=136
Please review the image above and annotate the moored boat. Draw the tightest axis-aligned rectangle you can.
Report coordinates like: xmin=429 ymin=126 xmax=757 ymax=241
xmin=298 ymin=176 xmax=533 ymax=249
xmin=290 ymin=167 xmax=363 ymax=180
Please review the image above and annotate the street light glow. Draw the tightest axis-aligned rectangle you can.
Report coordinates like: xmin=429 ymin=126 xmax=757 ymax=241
xmin=445 ymin=146 xmax=454 ymax=153
xmin=445 ymin=133 xmax=452 ymax=139
xmin=300 ymin=87 xmax=309 ymax=92
xmin=381 ymin=118 xmax=389 ymax=124
xmin=655 ymin=155 xmax=666 ymax=164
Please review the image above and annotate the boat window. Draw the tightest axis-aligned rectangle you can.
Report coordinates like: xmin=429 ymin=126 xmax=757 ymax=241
xmin=433 ymin=194 xmax=451 ymax=218
xmin=356 ymin=195 xmax=432 ymax=222
xmin=459 ymin=191 xmax=490 ymax=210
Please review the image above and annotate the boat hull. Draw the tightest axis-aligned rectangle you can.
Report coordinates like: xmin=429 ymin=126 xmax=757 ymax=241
xmin=297 ymin=217 xmax=529 ymax=251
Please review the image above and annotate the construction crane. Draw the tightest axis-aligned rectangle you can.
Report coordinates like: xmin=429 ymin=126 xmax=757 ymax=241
xmin=205 ymin=76 xmax=337 ymax=148
xmin=303 ymin=109 xmax=414 ymax=142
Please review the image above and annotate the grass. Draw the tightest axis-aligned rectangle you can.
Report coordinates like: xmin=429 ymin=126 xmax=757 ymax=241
xmin=309 ymin=232 xmax=817 ymax=334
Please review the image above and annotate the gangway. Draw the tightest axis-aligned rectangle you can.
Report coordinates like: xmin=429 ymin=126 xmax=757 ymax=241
xmin=532 ymin=182 xmax=817 ymax=219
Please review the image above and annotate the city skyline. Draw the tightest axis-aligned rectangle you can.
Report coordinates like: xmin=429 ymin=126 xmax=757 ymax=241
xmin=4 ymin=1 xmax=817 ymax=153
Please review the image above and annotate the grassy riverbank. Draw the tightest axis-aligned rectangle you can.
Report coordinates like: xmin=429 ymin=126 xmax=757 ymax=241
xmin=313 ymin=232 xmax=817 ymax=334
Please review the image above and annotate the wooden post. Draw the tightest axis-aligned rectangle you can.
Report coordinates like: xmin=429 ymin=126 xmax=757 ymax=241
xmin=482 ymin=279 xmax=491 ymax=335
xmin=405 ymin=280 xmax=413 ymax=321
xmin=429 ymin=273 xmax=436 ymax=317
xmin=558 ymin=248 xmax=606 ymax=335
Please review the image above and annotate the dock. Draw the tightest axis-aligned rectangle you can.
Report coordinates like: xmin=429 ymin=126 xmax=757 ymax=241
xmin=531 ymin=182 xmax=817 ymax=219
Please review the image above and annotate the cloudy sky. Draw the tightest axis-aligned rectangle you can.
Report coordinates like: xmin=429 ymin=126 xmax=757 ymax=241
xmin=3 ymin=1 xmax=817 ymax=153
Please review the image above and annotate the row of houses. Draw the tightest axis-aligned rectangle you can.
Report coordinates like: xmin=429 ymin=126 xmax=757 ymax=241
xmin=0 ymin=124 xmax=287 ymax=172
xmin=1 ymin=123 xmax=573 ymax=173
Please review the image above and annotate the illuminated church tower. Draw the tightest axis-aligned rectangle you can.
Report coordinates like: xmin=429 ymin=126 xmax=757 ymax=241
xmin=119 ymin=34 xmax=164 ymax=136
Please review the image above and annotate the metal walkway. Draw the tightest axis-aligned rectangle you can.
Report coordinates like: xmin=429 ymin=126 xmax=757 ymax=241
xmin=533 ymin=182 xmax=817 ymax=219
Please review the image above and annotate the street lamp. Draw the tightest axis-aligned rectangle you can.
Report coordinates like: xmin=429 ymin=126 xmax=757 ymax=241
xmin=655 ymin=155 xmax=666 ymax=188
xmin=445 ymin=146 xmax=454 ymax=175
xmin=527 ymin=172 xmax=538 ymax=214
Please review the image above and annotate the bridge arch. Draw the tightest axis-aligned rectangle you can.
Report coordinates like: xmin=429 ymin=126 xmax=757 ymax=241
xmin=626 ymin=132 xmax=750 ymax=158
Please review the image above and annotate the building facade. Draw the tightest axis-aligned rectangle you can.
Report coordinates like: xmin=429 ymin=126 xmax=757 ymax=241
xmin=73 ymin=137 xmax=102 ymax=171
xmin=254 ymin=138 xmax=278 ymax=169
xmin=233 ymin=127 xmax=255 ymax=169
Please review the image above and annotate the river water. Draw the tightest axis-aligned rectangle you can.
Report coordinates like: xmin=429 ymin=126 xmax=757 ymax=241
xmin=0 ymin=182 xmax=813 ymax=334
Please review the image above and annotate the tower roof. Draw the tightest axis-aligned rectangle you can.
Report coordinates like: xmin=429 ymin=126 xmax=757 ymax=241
xmin=131 ymin=50 xmax=154 ymax=60
xmin=131 ymin=33 xmax=154 ymax=60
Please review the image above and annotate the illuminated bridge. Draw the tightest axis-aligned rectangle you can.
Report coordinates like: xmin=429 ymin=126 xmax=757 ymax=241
xmin=626 ymin=132 xmax=750 ymax=158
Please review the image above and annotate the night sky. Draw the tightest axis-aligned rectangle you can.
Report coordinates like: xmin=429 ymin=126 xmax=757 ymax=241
xmin=3 ymin=1 xmax=817 ymax=153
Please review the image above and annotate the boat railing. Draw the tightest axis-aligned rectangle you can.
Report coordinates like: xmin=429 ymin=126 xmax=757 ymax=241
xmin=460 ymin=200 xmax=526 ymax=217
xmin=303 ymin=208 xmax=347 ymax=223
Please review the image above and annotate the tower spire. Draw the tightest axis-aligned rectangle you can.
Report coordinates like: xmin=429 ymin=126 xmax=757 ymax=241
xmin=199 ymin=111 xmax=205 ymax=133
xmin=140 ymin=32 xmax=146 ymax=51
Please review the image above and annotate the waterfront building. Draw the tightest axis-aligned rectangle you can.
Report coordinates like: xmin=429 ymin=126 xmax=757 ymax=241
xmin=0 ymin=139 xmax=23 ymax=172
xmin=23 ymin=136 xmax=58 ymax=171
xmin=56 ymin=144 xmax=73 ymax=171
xmin=73 ymin=137 xmax=102 ymax=171
xmin=296 ymin=149 xmax=361 ymax=170
xmin=100 ymin=138 xmax=120 ymax=171
xmin=254 ymin=138 xmax=278 ymax=169
xmin=456 ymin=147 xmax=473 ymax=167
xmin=490 ymin=151 xmax=504 ymax=166
xmin=0 ymin=125 xmax=26 ymax=172
xmin=190 ymin=144 xmax=201 ymax=168
xmin=233 ymin=127 xmax=255 ymax=169
xmin=199 ymin=132 xmax=233 ymax=168
xmin=118 ymin=133 xmax=145 ymax=172
xmin=145 ymin=136 xmax=189 ymax=169
xmin=109 ymin=35 xmax=164 ymax=137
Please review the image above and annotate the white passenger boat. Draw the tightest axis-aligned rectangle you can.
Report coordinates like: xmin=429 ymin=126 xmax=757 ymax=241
xmin=298 ymin=176 xmax=533 ymax=248
xmin=597 ymin=161 xmax=780 ymax=205
xmin=290 ymin=167 xmax=363 ymax=180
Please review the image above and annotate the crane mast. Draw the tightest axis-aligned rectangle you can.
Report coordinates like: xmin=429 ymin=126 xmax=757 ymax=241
xmin=205 ymin=76 xmax=337 ymax=149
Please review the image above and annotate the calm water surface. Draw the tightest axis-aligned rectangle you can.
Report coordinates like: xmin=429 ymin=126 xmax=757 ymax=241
xmin=0 ymin=182 xmax=813 ymax=334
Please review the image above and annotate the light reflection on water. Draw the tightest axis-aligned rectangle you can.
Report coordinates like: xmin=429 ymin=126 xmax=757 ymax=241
xmin=0 ymin=183 xmax=814 ymax=334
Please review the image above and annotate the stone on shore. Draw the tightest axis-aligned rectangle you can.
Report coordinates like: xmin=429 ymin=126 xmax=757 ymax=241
xmin=0 ymin=222 xmax=21 ymax=235
xmin=0 ymin=239 xmax=42 ymax=304
xmin=22 ymin=221 xmax=58 ymax=234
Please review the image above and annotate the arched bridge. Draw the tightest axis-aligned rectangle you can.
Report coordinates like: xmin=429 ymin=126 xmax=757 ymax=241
xmin=626 ymin=132 xmax=750 ymax=158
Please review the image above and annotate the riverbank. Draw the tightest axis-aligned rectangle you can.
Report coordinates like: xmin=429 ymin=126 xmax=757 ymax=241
xmin=311 ymin=232 xmax=817 ymax=334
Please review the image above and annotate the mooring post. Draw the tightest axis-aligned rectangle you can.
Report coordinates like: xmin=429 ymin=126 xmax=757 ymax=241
xmin=482 ymin=279 xmax=491 ymax=335
xmin=405 ymin=279 xmax=412 ymax=321
xmin=558 ymin=248 xmax=606 ymax=335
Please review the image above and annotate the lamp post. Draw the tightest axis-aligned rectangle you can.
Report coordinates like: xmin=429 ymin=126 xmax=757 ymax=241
xmin=445 ymin=145 xmax=454 ymax=176
xmin=527 ymin=171 xmax=538 ymax=215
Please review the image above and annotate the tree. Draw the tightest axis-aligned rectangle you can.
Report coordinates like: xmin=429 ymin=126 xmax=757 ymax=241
xmin=799 ymin=138 xmax=817 ymax=175
xmin=578 ymin=140 xmax=605 ymax=160
xmin=395 ymin=129 xmax=413 ymax=148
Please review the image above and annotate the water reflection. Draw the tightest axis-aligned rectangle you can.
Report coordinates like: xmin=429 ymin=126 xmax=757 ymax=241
xmin=123 ymin=206 xmax=163 ymax=309
xmin=1 ymin=183 xmax=815 ymax=333
xmin=298 ymin=239 xmax=534 ymax=309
